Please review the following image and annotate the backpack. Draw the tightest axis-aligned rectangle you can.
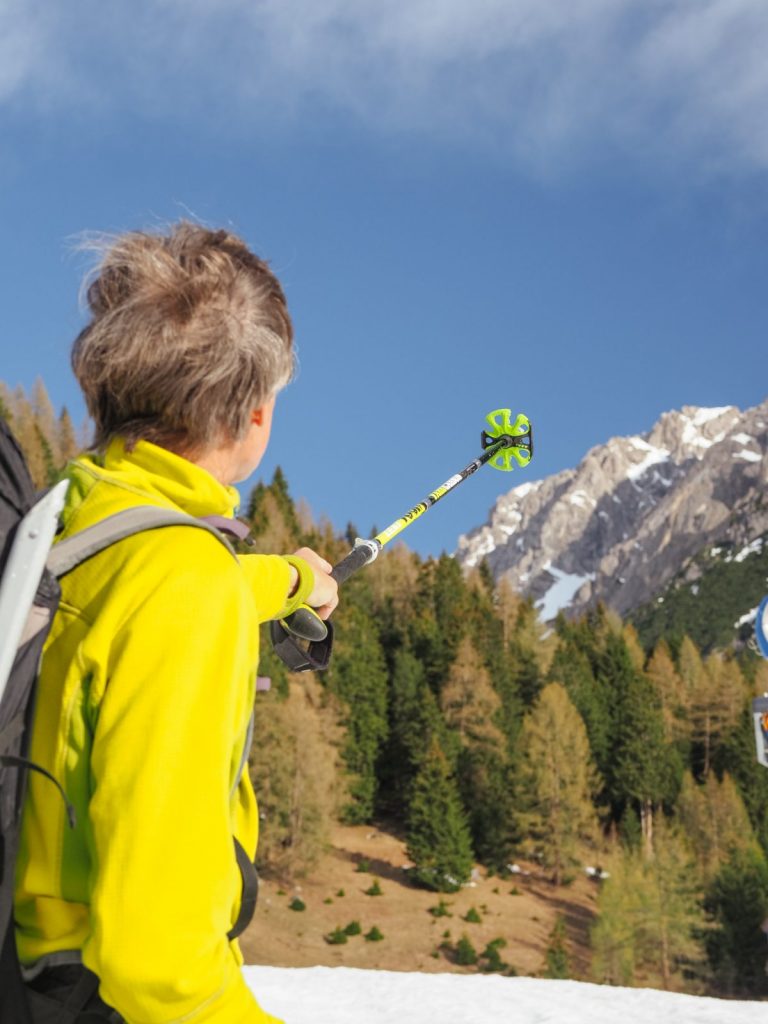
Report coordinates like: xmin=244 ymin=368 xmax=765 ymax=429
xmin=0 ymin=419 xmax=257 ymax=1023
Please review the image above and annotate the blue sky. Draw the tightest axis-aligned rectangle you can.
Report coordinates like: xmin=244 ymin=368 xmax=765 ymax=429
xmin=1 ymin=0 xmax=767 ymax=557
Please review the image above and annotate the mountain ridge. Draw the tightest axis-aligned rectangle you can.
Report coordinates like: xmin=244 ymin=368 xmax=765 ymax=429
xmin=456 ymin=399 xmax=768 ymax=625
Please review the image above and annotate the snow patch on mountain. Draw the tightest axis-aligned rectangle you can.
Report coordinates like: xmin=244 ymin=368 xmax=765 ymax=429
xmin=626 ymin=440 xmax=670 ymax=481
xmin=538 ymin=564 xmax=595 ymax=620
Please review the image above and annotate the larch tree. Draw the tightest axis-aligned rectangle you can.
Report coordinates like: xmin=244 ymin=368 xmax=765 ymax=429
xmin=689 ymin=654 xmax=745 ymax=778
xmin=646 ymin=641 xmax=688 ymax=743
xmin=593 ymin=825 xmax=705 ymax=990
xmin=678 ymin=771 xmax=761 ymax=883
xmin=57 ymin=407 xmax=80 ymax=463
xmin=517 ymin=682 xmax=599 ymax=885
xmin=676 ymin=636 xmax=705 ymax=741
xmin=439 ymin=635 xmax=503 ymax=750
xmin=249 ymin=678 xmax=341 ymax=878
xmin=440 ymin=634 xmax=518 ymax=868
xmin=11 ymin=389 xmax=48 ymax=488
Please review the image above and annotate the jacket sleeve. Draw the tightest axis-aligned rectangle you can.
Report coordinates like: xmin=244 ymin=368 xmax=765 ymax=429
xmin=82 ymin=532 xmax=283 ymax=1024
xmin=237 ymin=553 xmax=314 ymax=622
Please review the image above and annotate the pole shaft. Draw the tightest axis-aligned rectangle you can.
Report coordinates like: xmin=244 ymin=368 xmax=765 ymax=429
xmin=372 ymin=439 xmax=509 ymax=549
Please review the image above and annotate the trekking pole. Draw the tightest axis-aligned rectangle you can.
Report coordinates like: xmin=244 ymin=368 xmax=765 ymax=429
xmin=271 ymin=408 xmax=533 ymax=672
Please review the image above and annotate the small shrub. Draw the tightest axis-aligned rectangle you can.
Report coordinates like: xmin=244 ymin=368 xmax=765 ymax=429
xmin=356 ymin=858 xmax=371 ymax=873
xmin=277 ymin=889 xmax=286 ymax=896
xmin=323 ymin=898 xmax=333 ymax=905
xmin=325 ymin=927 xmax=348 ymax=945
xmin=288 ymin=897 xmax=306 ymax=912
xmin=544 ymin=915 xmax=570 ymax=979
xmin=481 ymin=938 xmax=508 ymax=973
xmin=509 ymin=886 xmax=520 ymax=896
xmin=455 ymin=935 xmax=478 ymax=966
xmin=364 ymin=925 xmax=384 ymax=942
xmin=336 ymin=889 xmax=345 ymax=898
xmin=492 ymin=887 xmax=500 ymax=895
xmin=430 ymin=949 xmax=440 ymax=959
xmin=464 ymin=907 xmax=482 ymax=924
xmin=442 ymin=929 xmax=451 ymax=939
xmin=428 ymin=899 xmax=452 ymax=918
xmin=364 ymin=878 xmax=383 ymax=896
xmin=344 ymin=920 xmax=362 ymax=936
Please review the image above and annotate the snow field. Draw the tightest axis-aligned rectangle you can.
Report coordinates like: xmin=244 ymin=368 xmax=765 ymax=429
xmin=244 ymin=966 xmax=765 ymax=1024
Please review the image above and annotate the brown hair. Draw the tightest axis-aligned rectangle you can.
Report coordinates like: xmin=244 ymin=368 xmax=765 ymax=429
xmin=72 ymin=221 xmax=295 ymax=452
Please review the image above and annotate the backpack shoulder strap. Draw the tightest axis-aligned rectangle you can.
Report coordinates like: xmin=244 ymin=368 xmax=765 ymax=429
xmin=46 ymin=506 xmax=237 ymax=579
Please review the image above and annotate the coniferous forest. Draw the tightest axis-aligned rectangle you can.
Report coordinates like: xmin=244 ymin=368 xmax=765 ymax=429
xmin=7 ymin=380 xmax=768 ymax=999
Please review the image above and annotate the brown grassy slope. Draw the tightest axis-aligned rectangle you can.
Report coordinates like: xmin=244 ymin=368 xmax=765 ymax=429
xmin=241 ymin=823 xmax=598 ymax=978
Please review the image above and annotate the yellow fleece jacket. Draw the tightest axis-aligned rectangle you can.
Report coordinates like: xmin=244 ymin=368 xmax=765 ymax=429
xmin=15 ymin=439 xmax=303 ymax=1023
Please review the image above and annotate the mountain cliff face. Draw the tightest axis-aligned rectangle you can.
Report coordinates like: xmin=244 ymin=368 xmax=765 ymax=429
xmin=455 ymin=399 xmax=768 ymax=621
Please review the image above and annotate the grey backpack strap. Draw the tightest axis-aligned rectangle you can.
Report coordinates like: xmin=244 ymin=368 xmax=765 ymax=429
xmin=46 ymin=506 xmax=237 ymax=579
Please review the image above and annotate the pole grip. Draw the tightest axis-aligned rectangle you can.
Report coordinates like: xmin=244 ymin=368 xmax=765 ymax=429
xmin=272 ymin=540 xmax=379 ymax=671
xmin=331 ymin=540 xmax=379 ymax=585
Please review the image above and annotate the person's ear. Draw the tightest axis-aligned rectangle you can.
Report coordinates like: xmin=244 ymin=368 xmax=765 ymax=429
xmin=251 ymin=409 xmax=264 ymax=426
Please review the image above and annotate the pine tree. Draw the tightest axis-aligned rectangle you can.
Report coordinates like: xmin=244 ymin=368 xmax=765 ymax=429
xmin=379 ymin=647 xmax=444 ymax=813
xmin=705 ymin=847 xmax=768 ymax=996
xmin=517 ymin=683 xmax=598 ymax=885
xmin=270 ymin=466 xmax=302 ymax=538
xmin=406 ymin=736 xmax=474 ymax=892
xmin=714 ymin=701 xmax=768 ymax=857
xmin=325 ymin=604 xmax=389 ymax=823
xmin=549 ymin=633 xmax=612 ymax=786
xmin=32 ymin=377 xmax=59 ymax=464
xmin=431 ymin=554 xmax=472 ymax=683
xmin=609 ymin=640 xmax=682 ymax=854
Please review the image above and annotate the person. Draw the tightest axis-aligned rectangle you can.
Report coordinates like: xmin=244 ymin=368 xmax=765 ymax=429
xmin=14 ymin=222 xmax=337 ymax=1022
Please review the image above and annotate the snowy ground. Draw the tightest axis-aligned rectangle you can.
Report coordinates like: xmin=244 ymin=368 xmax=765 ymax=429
xmin=244 ymin=966 xmax=765 ymax=1024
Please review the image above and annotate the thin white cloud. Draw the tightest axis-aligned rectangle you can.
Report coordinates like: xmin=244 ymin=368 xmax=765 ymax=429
xmin=4 ymin=0 xmax=768 ymax=175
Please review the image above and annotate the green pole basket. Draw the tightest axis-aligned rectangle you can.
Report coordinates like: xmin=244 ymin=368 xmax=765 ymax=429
xmin=481 ymin=409 xmax=533 ymax=471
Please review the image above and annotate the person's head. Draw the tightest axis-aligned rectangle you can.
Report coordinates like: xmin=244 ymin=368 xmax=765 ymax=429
xmin=72 ymin=221 xmax=294 ymax=475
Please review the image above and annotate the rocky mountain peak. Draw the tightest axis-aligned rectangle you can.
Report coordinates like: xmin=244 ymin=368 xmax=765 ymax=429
xmin=455 ymin=399 xmax=767 ymax=621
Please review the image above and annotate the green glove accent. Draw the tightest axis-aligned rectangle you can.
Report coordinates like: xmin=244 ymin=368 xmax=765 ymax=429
xmin=281 ymin=555 xmax=315 ymax=616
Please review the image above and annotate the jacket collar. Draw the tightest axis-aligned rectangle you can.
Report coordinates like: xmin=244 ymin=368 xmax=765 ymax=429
xmin=82 ymin=437 xmax=241 ymax=519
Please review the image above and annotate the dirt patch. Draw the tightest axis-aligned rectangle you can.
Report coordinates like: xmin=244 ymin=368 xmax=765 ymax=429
xmin=241 ymin=822 xmax=599 ymax=978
